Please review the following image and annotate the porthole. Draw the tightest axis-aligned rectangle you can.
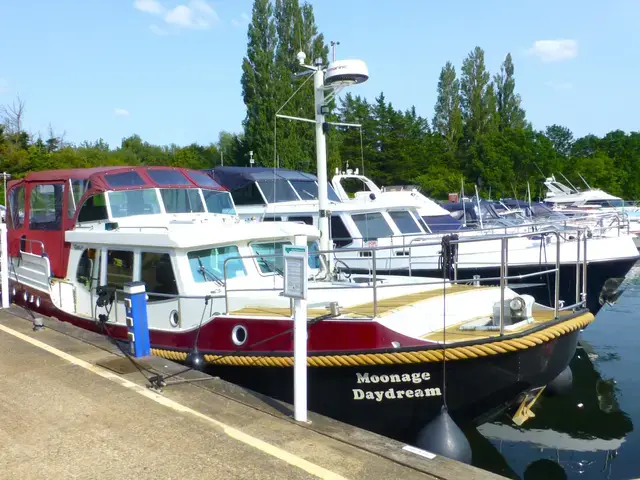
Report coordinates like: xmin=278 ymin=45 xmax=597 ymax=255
xmin=169 ymin=310 xmax=179 ymax=328
xmin=35 ymin=297 xmax=41 ymax=308
xmin=11 ymin=287 xmax=16 ymax=297
xmin=23 ymin=291 xmax=28 ymax=302
xmin=231 ymin=325 xmax=247 ymax=346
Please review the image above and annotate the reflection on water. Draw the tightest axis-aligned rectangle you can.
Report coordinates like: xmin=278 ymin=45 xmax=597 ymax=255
xmin=473 ymin=261 xmax=640 ymax=479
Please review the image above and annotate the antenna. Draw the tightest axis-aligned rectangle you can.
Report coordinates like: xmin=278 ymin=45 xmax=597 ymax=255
xmin=249 ymin=150 xmax=254 ymax=167
xmin=559 ymin=172 xmax=579 ymax=192
xmin=578 ymin=173 xmax=591 ymax=189
xmin=330 ymin=40 xmax=340 ymax=62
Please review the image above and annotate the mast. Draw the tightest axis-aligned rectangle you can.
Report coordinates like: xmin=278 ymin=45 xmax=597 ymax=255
xmin=312 ymin=57 xmax=331 ymax=254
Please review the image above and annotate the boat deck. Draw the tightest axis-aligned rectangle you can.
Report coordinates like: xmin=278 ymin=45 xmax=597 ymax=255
xmin=229 ymin=284 xmax=490 ymax=319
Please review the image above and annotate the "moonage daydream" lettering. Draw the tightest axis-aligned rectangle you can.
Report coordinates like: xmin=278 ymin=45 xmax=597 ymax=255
xmin=352 ymin=371 xmax=442 ymax=402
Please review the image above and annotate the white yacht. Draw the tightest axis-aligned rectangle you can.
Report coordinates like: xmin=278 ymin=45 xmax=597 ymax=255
xmin=208 ymin=166 xmax=639 ymax=315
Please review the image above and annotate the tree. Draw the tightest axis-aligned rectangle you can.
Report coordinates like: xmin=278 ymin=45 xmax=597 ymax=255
xmin=494 ymin=53 xmax=526 ymax=131
xmin=1 ymin=95 xmax=26 ymax=135
xmin=433 ymin=62 xmax=463 ymax=152
xmin=545 ymin=124 xmax=574 ymax=158
xmin=460 ymin=47 xmax=495 ymax=139
xmin=240 ymin=0 xmax=277 ymax=167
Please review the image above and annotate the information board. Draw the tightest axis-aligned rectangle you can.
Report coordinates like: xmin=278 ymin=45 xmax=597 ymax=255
xmin=283 ymin=245 xmax=308 ymax=300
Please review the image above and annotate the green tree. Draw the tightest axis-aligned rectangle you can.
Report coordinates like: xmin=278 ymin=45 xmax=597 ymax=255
xmin=460 ymin=46 xmax=496 ymax=139
xmin=433 ymin=61 xmax=463 ymax=152
xmin=494 ymin=53 xmax=526 ymax=131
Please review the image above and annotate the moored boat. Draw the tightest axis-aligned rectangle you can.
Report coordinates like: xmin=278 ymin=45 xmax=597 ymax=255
xmin=3 ymin=165 xmax=594 ymax=447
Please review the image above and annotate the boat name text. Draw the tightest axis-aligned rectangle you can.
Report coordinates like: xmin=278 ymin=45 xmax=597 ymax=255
xmin=356 ymin=372 xmax=431 ymax=384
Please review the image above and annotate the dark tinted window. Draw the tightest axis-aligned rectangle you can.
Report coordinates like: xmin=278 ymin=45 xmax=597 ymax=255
xmin=290 ymin=180 xmax=318 ymax=200
xmin=147 ymin=169 xmax=191 ymax=186
xmin=231 ymin=183 xmax=265 ymax=205
xmin=187 ymin=171 xmax=220 ymax=187
xmin=106 ymin=250 xmax=134 ymax=291
xmin=327 ymin=184 xmax=341 ymax=202
xmin=76 ymin=248 xmax=98 ymax=288
xmin=77 ymin=194 xmax=108 ymax=222
xmin=330 ymin=216 xmax=352 ymax=247
xmin=9 ymin=185 xmax=25 ymax=228
xmin=351 ymin=213 xmax=393 ymax=241
xmin=422 ymin=214 xmax=462 ymax=232
xmin=105 ymin=171 xmax=145 ymax=188
xmin=141 ymin=252 xmax=178 ymax=302
xmin=29 ymin=183 xmax=64 ymax=231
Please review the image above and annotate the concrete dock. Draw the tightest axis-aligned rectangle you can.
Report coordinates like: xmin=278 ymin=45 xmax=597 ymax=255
xmin=0 ymin=306 xmax=504 ymax=479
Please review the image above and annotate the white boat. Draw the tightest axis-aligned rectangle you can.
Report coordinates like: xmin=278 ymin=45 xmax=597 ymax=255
xmin=208 ymin=166 xmax=639 ymax=315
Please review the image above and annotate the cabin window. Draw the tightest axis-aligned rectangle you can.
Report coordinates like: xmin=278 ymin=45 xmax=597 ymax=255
xmin=201 ymin=190 xmax=236 ymax=215
xmin=339 ymin=178 xmax=371 ymax=198
xmin=68 ymin=179 xmax=91 ymax=217
xmin=330 ymin=216 xmax=352 ymax=247
xmin=263 ymin=216 xmax=281 ymax=222
xmin=388 ymin=210 xmax=422 ymax=234
xmin=287 ymin=216 xmax=313 ymax=225
xmin=104 ymin=171 xmax=146 ymax=188
xmin=77 ymin=194 xmax=108 ymax=223
xmin=106 ymin=250 xmax=134 ymax=291
xmin=251 ymin=242 xmax=288 ymax=274
xmin=9 ymin=185 xmax=25 ymax=229
xmin=186 ymin=171 xmax=221 ymax=188
xmin=188 ymin=245 xmax=246 ymax=282
xmin=231 ymin=183 xmax=265 ymax=206
xmin=351 ymin=213 xmax=393 ymax=241
xmin=29 ymin=183 xmax=64 ymax=231
xmin=76 ymin=248 xmax=98 ymax=289
xmin=141 ymin=252 xmax=178 ymax=302
xmin=257 ymin=179 xmax=299 ymax=203
xmin=160 ymin=188 xmax=205 ymax=214
xmin=108 ymin=190 xmax=161 ymax=218
xmin=147 ymin=169 xmax=191 ymax=186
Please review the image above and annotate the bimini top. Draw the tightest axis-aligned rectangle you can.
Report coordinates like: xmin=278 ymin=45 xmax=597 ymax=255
xmin=205 ymin=166 xmax=341 ymax=204
xmin=12 ymin=166 xmax=225 ymax=192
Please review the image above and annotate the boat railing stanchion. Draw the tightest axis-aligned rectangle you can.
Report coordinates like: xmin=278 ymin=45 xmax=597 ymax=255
xmin=582 ymin=230 xmax=588 ymax=306
xmin=499 ymin=237 xmax=506 ymax=336
xmin=575 ymin=230 xmax=581 ymax=307
xmin=372 ymin=247 xmax=378 ymax=318
xmin=555 ymin=231 xmax=561 ymax=317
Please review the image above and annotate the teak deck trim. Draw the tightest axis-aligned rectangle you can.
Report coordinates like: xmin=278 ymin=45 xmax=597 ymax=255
xmin=228 ymin=284 xmax=492 ymax=319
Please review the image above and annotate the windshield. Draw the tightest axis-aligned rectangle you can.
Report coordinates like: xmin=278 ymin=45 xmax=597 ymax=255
xmin=257 ymin=179 xmax=299 ymax=203
xmin=187 ymin=245 xmax=246 ymax=282
xmin=160 ymin=188 xmax=205 ymax=214
xmin=289 ymin=180 xmax=341 ymax=202
xmin=351 ymin=213 xmax=394 ymax=241
xmin=422 ymin=214 xmax=463 ymax=232
xmin=108 ymin=189 xmax=161 ymax=218
xmin=202 ymin=190 xmax=236 ymax=215
xmin=251 ymin=242 xmax=289 ymax=274
xmin=388 ymin=210 xmax=422 ymax=234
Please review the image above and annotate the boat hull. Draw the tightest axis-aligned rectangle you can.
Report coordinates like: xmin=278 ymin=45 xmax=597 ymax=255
xmin=206 ymin=326 xmax=582 ymax=443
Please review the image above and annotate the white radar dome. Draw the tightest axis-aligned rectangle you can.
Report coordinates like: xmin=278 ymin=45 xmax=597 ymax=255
xmin=325 ymin=59 xmax=369 ymax=87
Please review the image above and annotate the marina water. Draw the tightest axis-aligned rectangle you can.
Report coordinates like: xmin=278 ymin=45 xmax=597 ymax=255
xmin=471 ymin=260 xmax=640 ymax=479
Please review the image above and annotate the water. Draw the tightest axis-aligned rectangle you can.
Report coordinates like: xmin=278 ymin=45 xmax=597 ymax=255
xmin=472 ymin=261 xmax=640 ymax=479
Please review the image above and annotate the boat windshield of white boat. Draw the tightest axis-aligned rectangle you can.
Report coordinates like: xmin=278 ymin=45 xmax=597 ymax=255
xmin=207 ymin=166 xmax=342 ymax=205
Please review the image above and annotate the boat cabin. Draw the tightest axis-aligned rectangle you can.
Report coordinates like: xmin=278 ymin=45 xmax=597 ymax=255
xmin=6 ymin=166 xmax=234 ymax=279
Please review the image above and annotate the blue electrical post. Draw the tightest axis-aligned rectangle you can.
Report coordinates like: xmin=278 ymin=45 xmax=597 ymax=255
xmin=124 ymin=281 xmax=150 ymax=358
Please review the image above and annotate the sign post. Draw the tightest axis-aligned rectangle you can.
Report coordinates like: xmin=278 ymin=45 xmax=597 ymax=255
xmin=283 ymin=235 xmax=309 ymax=422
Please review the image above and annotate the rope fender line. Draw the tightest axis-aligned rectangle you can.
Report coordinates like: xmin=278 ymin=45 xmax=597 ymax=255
xmin=149 ymin=312 xmax=594 ymax=368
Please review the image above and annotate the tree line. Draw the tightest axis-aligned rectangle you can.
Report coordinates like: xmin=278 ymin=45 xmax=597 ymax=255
xmin=2 ymin=0 xmax=639 ymax=203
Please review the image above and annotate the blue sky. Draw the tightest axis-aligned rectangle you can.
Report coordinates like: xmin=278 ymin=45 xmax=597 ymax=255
xmin=1 ymin=0 xmax=638 ymax=148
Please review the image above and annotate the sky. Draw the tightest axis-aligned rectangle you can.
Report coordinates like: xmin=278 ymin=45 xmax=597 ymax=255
xmin=1 ymin=0 xmax=639 ymax=149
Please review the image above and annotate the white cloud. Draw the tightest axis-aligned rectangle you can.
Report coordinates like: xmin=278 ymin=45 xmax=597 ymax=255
xmin=149 ymin=24 xmax=169 ymax=36
xmin=134 ymin=0 xmax=165 ymax=15
xmin=114 ymin=108 xmax=130 ymax=117
xmin=0 ymin=78 xmax=8 ymax=94
xmin=165 ymin=0 xmax=219 ymax=29
xmin=527 ymin=39 xmax=578 ymax=62
xmin=544 ymin=81 xmax=573 ymax=90
xmin=232 ymin=12 xmax=250 ymax=27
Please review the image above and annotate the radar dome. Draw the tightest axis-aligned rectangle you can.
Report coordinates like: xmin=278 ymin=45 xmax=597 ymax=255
xmin=325 ymin=59 xmax=369 ymax=88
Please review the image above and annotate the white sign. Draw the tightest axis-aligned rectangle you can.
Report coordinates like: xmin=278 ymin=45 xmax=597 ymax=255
xmin=283 ymin=245 xmax=308 ymax=300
